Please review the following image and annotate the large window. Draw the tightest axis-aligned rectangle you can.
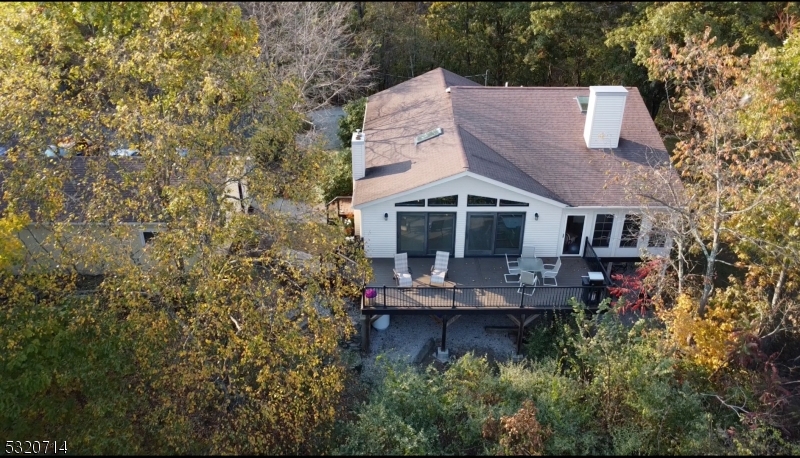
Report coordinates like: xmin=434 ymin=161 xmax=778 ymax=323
xmin=465 ymin=212 xmax=525 ymax=256
xmin=592 ymin=214 xmax=614 ymax=247
xmin=620 ymin=214 xmax=641 ymax=248
xmin=397 ymin=212 xmax=456 ymax=256
xmin=428 ymin=195 xmax=457 ymax=206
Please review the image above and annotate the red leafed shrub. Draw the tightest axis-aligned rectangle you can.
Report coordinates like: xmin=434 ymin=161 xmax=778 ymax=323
xmin=607 ymin=259 xmax=664 ymax=313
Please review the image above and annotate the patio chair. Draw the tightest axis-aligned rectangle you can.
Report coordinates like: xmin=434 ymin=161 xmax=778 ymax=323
xmin=541 ymin=257 xmax=562 ymax=286
xmin=393 ymin=252 xmax=413 ymax=287
xmin=430 ymin=251 xmax=449 ymax=286
xmin=504 ymin=253 xmax=520 ymax=283
xmin=517 ymin=270 xmax=538 ymax=296
xmin=521 ymin=245 xmax=536 ymax=258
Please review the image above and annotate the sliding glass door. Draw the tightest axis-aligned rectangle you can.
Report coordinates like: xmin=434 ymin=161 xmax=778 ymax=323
xmin=465 ymin=212 xmax=525 ymax=256
xmin=397 ymin=212 xmax=456 ymax=256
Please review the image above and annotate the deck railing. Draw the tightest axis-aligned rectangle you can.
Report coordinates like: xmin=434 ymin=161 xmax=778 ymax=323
xmin=583 ymin=237 xmax=612 ymax=285
xmin=361 ymin=284 xmax=608 ymax=312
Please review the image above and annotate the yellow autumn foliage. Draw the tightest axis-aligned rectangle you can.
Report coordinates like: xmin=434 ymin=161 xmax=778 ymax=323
xmin=662 ymin=294 xmax=741 ymax=372
xmin=0 ymin=211 xmax=29 ymax=272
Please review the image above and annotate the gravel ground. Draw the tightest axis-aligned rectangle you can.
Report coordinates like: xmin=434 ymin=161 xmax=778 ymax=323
xmin=360 ymin=313 xmax=521 ymax=381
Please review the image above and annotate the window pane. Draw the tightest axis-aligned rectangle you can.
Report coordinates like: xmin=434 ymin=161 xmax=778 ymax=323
xmin=498 ymin=199 xmax=529 ymax=207
xmin=398 ymin=213 xmax=426 ymax=253
xmin=395 ymin=199 xmax=424 ymax=207
xmin=143 ymin=231 xmax=157 ymax=244
xmin=467 ymin=195 xmax=497 ymax=206
xmin=494 ymin=213 xmax=524 ymax=254
xmin=427 ymin=195 xmax=457 ymax=206
xmin=648 ymin=232 xmax=666 ymax=248
xmin=592 ymin=214 xmax=614 ymax=247
xmin=647 ymin=214 xmax=668 ymax=247
xmin=466 ymin=214 xmax=495 ymax=253
xmin=620 ymin=214 xmax=641 ymax=248
xmin=427 ymin=213 xmax=455 ymax=254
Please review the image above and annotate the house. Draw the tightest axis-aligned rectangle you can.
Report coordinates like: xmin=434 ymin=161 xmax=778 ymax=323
xmin=0 ymin=155 xmax=252 ymax=274
xmin=350 ymin=68 xmax=679 ymax=261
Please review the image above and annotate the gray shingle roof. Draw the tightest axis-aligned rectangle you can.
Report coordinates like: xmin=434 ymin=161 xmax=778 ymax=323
xmin=353 ymin=68 xmax=678 ymax=207
xmin=0 ymin=156 xmax=231 ymax=222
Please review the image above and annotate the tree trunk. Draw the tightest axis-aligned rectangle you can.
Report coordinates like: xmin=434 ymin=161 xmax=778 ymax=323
xmin=771 ymin=262 xmax=787 ymax=316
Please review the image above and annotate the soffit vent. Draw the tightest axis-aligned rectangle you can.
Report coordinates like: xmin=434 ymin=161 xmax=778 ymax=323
xmin=415 ymin=127 xmax=443 ymax=145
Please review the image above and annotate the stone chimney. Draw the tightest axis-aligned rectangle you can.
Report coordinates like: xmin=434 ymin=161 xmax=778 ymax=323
xmin=351 ymin=129 xmax=365 ymax=180
xmin=583 ymin=86 xmax=628 ymax=149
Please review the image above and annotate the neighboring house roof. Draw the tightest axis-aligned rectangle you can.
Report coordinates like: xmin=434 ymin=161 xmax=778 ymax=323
xmin=0 ymin=156 xmax=230 ymax=223
xmin=353 ymin=67 xmax=677 ymax=207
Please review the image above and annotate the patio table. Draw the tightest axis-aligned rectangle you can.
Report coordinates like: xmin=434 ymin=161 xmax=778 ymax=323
xmin=517 ymin=257 xmax=544 ymax=277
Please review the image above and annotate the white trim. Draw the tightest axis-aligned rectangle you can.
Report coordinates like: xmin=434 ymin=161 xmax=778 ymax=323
xmin=559 ymin=212 xmax=591 ymax=257
xmin=353 ymin=172 xmax=470 ymax=209
xmin=354 ymin=171 xmax=569 ymax=210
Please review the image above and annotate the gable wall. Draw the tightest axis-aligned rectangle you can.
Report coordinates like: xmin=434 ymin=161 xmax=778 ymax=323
xmin=355 ymin=175 xmax=563 ymax=258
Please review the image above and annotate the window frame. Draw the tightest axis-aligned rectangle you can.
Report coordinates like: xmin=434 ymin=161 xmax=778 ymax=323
xmin=591 ymin=214 xmax=614 ymax=248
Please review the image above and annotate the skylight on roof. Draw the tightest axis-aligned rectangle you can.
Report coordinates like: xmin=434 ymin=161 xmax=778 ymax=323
xmin=415 ymin=127 xmax=443 ymax=145
xmin=576 ymin=96 xmax=589 ymax=114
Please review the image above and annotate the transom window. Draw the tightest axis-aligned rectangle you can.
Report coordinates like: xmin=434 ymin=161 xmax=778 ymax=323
xmin=592 ymin=214 xmax=614 ymax=247
xmin=467 ymin=195 xmax=497 ymax=206
xmin=395 ymin=199 xmax=425 ymax=207
xmin=498 ymin=199 xmax=529 ymax=207
xmin=427 ymin=195 xmax=458 ymax=206
xmin=620 ymin=214 xmax=641 ymax=248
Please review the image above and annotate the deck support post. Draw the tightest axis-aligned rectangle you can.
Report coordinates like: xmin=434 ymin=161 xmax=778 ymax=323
xmin=361 ymin=314 xmax=371 ymax=352
xmin=516 ymin=313 xmax=525 ymax=356
xmin=437 ymin=315 xmax=450 ymax=362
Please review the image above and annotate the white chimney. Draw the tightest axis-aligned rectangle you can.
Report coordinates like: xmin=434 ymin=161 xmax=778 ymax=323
xmin=351 ymin=129 xmax=365 ymax=180
xmin=583 ymin=86 xmax=628 ymax=149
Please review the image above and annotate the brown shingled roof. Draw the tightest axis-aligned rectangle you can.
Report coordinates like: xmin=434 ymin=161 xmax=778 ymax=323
xmin=353 ymin=68 xmax=678 ymax=207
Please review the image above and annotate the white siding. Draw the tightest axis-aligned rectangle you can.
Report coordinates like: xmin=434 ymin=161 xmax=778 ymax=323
xmin=357 ymin=175 xmax=563 ymax=258
xmin=357 ymin=175 xmax=673 ymax=260
xmin=353 ymin=209 xmax=362 ymax=237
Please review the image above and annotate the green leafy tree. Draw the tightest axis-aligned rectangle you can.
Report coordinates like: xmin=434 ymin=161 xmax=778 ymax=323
xmin=426 ymin=2 xmax=531 ymax=86
xmin=337 ymin=96 xmax=367 ymax=148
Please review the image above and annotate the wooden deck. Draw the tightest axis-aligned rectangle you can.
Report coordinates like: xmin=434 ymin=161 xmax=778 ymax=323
xmin=363 ymin=256 xmax=609 ymax=315
xmin=358 ymin=243 xmax=625 ymax=354
xmin=368 ymin=256 xmax=597 ymax=288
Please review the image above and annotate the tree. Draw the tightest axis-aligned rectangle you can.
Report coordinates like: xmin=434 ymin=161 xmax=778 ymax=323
xmin=525 ymin=2 xmax=644 ymax=88
xmin=607 ymin=2 xmax=791 ymax=73
xmin=0 ymin=210 xmax=28 ymax=272
xmin=0 ymin=2 xmax=369 ymax=453
xmin=239 ymin=2 xmax=376 ymax=111
xmin=337 ymin=96 xmax=367 ymax=148
xmin=644 ymin=30 xmax=788 ymax=316
xmin=356 ymin=2 xmax=438 ymax=90
xmin=426 ymin=2 xmax=531 ymax=87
